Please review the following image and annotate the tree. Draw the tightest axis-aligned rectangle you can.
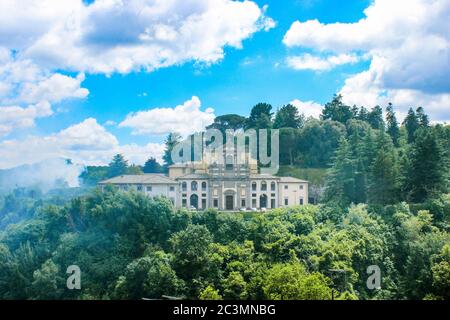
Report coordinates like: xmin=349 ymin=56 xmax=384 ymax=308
xmin=143 ymin=158 xmax=163 ymax=173
xmin=367 ymin=105 xmax=384 ymax=130
xmin=368 ymin=131 xmax=399 ymax=204
xmin=245 ymin=103 xmax=273 ymax=129
xmin=273 ymin=104 xmax=304 ymax=129
xmin=163 ymin=133 xmax=182 ymax=170
xmin=206 ymin=114 xmax=246 ymax=132
xmin=263 ymin=262 xmax=331 ymax=300
xmin=403 ymin=108 xmax=419 ymax=143
xmin=126 ymin=164 xmax=143 ymax=175
xmin=113 ymin=252 xmax=184 ymax=299
xmin=108 ymin=154 xmax=128 ymax=178
xmin=297 ymin=119 xmax=346 ymax=167
xmin=357 ymin=107 xmax=369 ymax=122
xmin=431 ymin=244 xmax=450 ymax=299
xmin=404 ymin=128 xmax=448 ymax=202
xmin=30 ymin=259 xmax=63 ymax=299
xmin=170 ymin=224 xmax=213 ymax=280
xmin=324 ymin=137 xmax=357 ymax=206
xmin=416 ymin=107 xmax=430 ymax=127
xmin=222 ymin=271 xmax=248 ymax=300
xmin=199 ymin=285 xmax=223 ymax=300
xmin=321 ymin=94 xmax=353 ymax=124
xmin=279 ymin=128 xmax=299 ymax=165
xmin=386 ymin=103 xmax=400 ymax=147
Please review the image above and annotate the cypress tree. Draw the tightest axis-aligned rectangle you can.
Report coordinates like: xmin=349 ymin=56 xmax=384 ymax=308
xmin=386 ymin=103 xmax=400 ymax=147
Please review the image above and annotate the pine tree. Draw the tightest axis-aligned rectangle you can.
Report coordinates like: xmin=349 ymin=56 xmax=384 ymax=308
xmin=416 ymin=107 xmax=430 ymax=127
xmin=367 ymin=105 xmax=385 ymax=130
xmin=163 ymin=133 xmax=182 ymax=170
xmin=368 ymin=131 xmax=399 ymax=204
xmin=143 ymin=157 xmax=163 ymax=173
xmin=273 ymin=104 xmax=304 ymax=129
xmin=404 ymin=128 xmax=447 ymax=202
xmin=403 ymin=108 xmax=419 ymax=144
xmin=386 ymin=103 xmax=400 ymax=147
xmin=108 ymin=154 xmax=128 ymax=177
xmin=324 ymin=137 xmax=357 ymax=206
xmin=321 ymin=94 xmax=353 ymax=124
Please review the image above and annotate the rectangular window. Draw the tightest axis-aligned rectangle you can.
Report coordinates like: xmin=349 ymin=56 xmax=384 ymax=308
xmin=182 ymin=193 xmax=187 ymax=198
xmin=252 ymin=184 xmax=257 ymax=191
xmin=182 ymin=199 xmax=187 ymax=207
xmin=146 ymin=186 xmax=152 ymax=192
xmin=252 ymin=193 xmax=257 ymax=198
xmin=170 ymin=186 xmax=175 ymax=192
xmin=271 ymin=199 xmax=276 ymax=208
xmin=271 ymin=193 xmax=276 ymax=198
xmin=241 ymin=199 xmax=246 ymax=208
xmin=284 ymin=198 xmax=289 ymax=206
xmin=137 ymin=185 xmax=143 ymax=191
xmin=300 ymin=185 xmax=304 ymax=190
xmin=284 ymin=185 xmax=288 ymax=190
xmin=202 ymin=199 xmax=207 ymax=210
xmin=213 ymin=199 xmax=219 ymax=208
xmin=252 ymin=199 xmax=257 ymax=208
xmin=271 ymin=183 xmax=276 ymax=191
xmin=299 ymin=198 xmax=304 ymax=205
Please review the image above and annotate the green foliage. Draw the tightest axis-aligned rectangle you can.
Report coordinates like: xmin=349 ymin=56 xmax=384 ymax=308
xmin=273 ymin=104 xmax=304 ymax=129
xmin=263 ymin=262 xmax=332 ymax=300
xmin=163 ymin=133 xmax=182 ymax=169
xmin=321 ymin=94 xmax=353 ymax=124
xmin=143 ymin=157 xmax=163 ymax=173
xmin=245 ymin=103 xmax=273 ymax=129
xmin=108 ymin=154 xmax=129 ymax=178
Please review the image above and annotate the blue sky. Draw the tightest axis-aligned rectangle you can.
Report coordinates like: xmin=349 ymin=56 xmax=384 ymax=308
xmin=41 ymin=0 xmax=372 ymax=145
xmin=0 ymin=0 xmax=448 ymax=168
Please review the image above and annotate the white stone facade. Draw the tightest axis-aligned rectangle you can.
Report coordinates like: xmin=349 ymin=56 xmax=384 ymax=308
xmin=99 ymin=154 xmax=308 ymax=211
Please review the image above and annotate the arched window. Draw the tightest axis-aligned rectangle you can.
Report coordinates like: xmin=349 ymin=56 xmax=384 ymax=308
xmin=201 ymin=182 xmax=207 ymax=191
xmin=261 ymin=181 xmax=267 ymax=191
xmin=271 ymin=182 xmax=276 ymax=191
xmin=252 ymin=182 xmax=257 ymax=191
xmin=191 ymin=181 xmax=198 ymax=191
xmin=226 ymin=155 xmax=234 ymax=170
xmin=181 ymin=182 xmax=187 ymax=192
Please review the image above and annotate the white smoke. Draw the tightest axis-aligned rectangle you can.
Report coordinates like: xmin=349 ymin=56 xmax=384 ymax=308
xmin=0 ymin=158 xmax=85 ymax=192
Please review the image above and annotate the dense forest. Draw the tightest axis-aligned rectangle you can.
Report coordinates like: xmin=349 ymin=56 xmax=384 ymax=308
xmin=0 ymin=95 xmax=449 ymax=300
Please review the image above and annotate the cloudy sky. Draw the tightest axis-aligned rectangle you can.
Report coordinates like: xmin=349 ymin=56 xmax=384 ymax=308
xmin=0 ymin=0 xmax=449 ymax=168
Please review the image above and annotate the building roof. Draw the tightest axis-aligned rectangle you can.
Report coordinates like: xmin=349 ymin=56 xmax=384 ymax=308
xmin=279 ymin=176 xmax=309 ymax=183
xmin=177 ymin=173 xmax=209 ymax=180
xmin=250 ymin=174 xmax=279 ymax=180
xmin=99 ymin=174 xmax=178 ymax=185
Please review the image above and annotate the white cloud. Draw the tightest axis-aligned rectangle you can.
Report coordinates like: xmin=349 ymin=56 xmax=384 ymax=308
xmin=286 ymin=53 xmax=359 ymax=71
xmin=119 ymin=96 xmax=215 ymax=136
xmin=0 ymin=0 xmax=273 ymax=137
xmin=0 ymin=0 xmax=274 ymax=74
xmin=283 ymin=0 xmax=450 ymax=121
xmin=0 ymin=118 xmax=165 ymax=169
xmin=18 ymin=73 xmax=88 ymax=104
xmin=290 ymin=99 xmax=323 ymax=119
xmin=0 ymin=101 xmax=53 ymax=136
xmin=0 ymin=50 xmax=89 ymax=136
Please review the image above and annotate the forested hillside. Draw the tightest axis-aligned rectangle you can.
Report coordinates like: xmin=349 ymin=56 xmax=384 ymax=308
xmin=0 ymin=187 xmax=448 ymax=300
xmin=0 ymin=95 xmax=449 ymax=300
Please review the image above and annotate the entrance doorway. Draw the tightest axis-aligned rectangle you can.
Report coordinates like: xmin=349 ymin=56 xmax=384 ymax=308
xmin=190 ymin=194 xmax=199 ymax=209
xmin=260 ymin=194 xmax=268 ymax=209
xmin=225 ymin=195 xmax=234 ymax=210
